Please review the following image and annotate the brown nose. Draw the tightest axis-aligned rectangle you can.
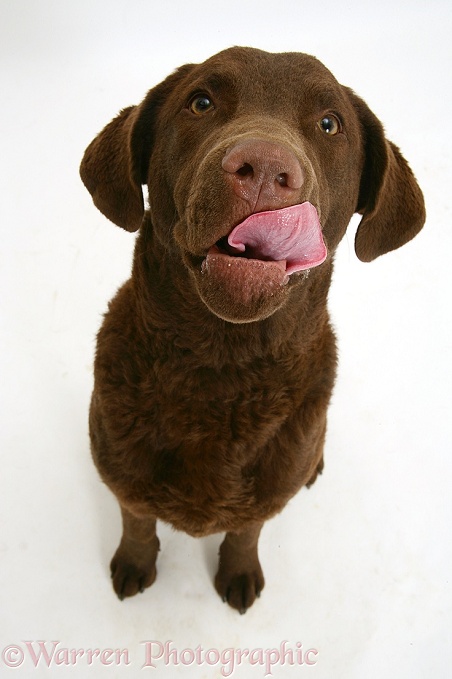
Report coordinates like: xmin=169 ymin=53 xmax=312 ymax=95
xmin=222 ymin=139 xmax=304 ymax=212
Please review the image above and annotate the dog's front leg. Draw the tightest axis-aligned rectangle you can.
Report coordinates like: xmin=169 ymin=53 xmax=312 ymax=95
xmin=215 ymin=522 xmax=265 ymax=614
xmin=110 ymin=506 xmax=160 ymax=600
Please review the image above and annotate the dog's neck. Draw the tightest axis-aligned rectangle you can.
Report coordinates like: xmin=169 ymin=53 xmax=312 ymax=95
xmin=130 ymin=222 xmax=333 ymax=368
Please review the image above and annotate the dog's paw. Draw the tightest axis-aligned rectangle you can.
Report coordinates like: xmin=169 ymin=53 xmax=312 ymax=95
xmin=110 ymin=550 xmax=157 ymax=601
xmin=214 ymin=566 xmax=265 ymax=614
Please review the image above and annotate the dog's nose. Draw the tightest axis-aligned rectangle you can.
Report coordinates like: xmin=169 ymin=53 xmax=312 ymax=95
xmin=222 ymin=139 xmax=304 ymax=211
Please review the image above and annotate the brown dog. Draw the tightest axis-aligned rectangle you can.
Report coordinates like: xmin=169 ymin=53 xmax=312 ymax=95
xmin=80 ymin=46 xmax=425 ymax=613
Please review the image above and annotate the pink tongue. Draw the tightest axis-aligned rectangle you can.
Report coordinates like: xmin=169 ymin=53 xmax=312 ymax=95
xmin=227 ymin=202 xmax=327 ymax=274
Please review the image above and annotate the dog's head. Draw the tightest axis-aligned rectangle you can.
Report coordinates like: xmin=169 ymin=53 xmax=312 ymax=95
xmin=81 ymin=47 xmax=425 ymax=323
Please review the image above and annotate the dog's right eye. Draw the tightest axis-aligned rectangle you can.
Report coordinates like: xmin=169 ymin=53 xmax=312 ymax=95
xmin=188 ymin=94 xmax=215 ymax=115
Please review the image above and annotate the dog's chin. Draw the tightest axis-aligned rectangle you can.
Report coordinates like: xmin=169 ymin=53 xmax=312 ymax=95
xmin=189 ymin=248 xmax=292 ymax=324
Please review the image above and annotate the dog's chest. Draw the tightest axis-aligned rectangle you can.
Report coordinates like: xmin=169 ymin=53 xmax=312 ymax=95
xmin=118 ymin=355 xmax=305 ymax=531
xmin=137 ymin=353 xmax=296 ymax=453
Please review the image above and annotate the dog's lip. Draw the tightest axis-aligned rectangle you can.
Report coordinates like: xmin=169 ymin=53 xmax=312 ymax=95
xmin=210 ymin=240 xmax=287 ymax=268
xmin=202 ymin=203 xmax=327 ymax=276
xmin=202 ymin=244 xmax=289 ymax=281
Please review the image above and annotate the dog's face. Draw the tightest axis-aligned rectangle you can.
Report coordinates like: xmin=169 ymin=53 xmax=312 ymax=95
xmin=81 ymin=47 xmax=425 ymax=323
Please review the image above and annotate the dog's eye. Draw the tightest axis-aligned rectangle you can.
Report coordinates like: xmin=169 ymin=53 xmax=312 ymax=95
xmin=188 ymin=94 xmax=215 ymax=115
xmin=317 ymin=115 xmax=341 ymax=135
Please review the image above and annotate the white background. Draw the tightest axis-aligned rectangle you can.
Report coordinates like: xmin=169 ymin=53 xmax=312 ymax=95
xmin=1 ymin=1 xmax=451 ymax=677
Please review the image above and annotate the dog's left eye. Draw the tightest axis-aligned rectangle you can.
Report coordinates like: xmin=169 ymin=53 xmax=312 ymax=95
xmin=317 ymin=115 xmax=341 ymax=135
xmin=188 ymin=94 xmax=215 ymax=115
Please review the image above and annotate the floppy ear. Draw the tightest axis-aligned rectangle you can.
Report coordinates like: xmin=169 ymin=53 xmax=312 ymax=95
xmin=80 ymin=106 xmax=144 ymax=231
xmin=347 ymin=89 xmax=426 ymax=262
xmin=80 ymin=64 xmax=195 ymax=231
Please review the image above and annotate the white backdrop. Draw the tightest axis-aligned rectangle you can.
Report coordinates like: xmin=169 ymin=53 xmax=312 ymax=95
xmin=1 ymin=1 xmax=451 ymax=677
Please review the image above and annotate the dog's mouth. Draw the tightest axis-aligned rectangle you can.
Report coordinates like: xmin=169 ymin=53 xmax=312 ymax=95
xmin=189 ymin=202 xmax=327 ymax=322
xmin=201 ymin=202 xmax=327 ymax=281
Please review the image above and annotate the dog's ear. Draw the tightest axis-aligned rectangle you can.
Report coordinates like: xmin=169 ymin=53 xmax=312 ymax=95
xmin=80 ymin=105 xmax=143 ymax=231
xmin=347 ymin=89 xmax=426 ymax=262
xmin=80 ymin=64 xmax=195 ymax=231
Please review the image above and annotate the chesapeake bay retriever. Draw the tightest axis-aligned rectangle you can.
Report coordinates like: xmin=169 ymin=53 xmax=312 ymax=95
xmin=80 ymin=46 xmax=425 ymax=613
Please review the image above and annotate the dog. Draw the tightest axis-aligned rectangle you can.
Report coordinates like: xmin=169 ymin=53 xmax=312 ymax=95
xmin=80 ymin=46 xmax=425 ymax=613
